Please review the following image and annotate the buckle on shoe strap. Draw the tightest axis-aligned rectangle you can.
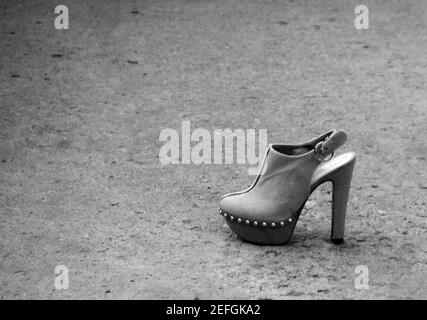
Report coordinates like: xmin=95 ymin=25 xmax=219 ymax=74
xmin=314 ymin=141 xmax=334 ymax=162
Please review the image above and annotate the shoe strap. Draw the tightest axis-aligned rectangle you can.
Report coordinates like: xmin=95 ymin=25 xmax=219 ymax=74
xmin=314 ymin=130 xmax=347 ymax=161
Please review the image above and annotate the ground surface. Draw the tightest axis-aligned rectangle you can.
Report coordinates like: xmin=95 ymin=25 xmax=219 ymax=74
xmin=0 ymin=0 xmax=426 ymax=299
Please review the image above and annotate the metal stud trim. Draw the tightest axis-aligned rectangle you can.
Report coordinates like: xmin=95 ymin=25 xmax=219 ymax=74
xmin=219 ymin=209 xmax=296 ymax=228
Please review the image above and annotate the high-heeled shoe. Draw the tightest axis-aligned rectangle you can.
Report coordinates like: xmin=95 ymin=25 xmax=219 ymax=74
xmin=219 ymin=130 xmax=355 ymax=245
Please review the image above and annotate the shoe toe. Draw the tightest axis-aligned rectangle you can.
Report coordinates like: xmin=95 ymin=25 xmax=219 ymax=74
xmin=219 ymin=193 xmax=298 ymax=245
xmin=219 ymin=194 xmax=238 ymax=216
xmin=219 ymin=193 xmax=258 ymax=221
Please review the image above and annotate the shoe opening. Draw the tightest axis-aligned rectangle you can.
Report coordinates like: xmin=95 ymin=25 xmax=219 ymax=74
xmin=272 ymin=145 xmax=313 ymax=156
xmin=271 ymin=131 xmax=334 ymax=156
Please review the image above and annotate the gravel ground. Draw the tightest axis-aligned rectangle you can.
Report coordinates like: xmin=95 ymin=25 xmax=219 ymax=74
xmin=0 ymin=0 xmax=426 ymax=299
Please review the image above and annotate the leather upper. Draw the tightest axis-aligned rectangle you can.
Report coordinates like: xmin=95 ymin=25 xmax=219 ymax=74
xmin=219 ymin=130 xmax=347 ymax=223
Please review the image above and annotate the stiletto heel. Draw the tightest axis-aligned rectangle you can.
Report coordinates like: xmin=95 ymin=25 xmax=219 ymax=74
xmin=330 ymin=160 xmax=355 ymax=244
xmin=219 ymin=130 xmax=356 ymax=245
